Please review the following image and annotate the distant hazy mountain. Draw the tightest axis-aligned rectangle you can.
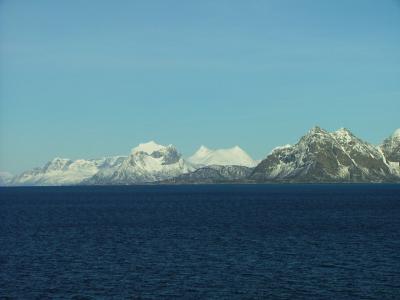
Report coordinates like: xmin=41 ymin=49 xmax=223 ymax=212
xmin=85 ymin=141 xmax=195 ymax=185
xmin=0 ymin=172 xmax=13 ymax=186
xmin=250 ymin=127 xmax=399 ymax=183
xmin=11 ymin=156 xmax=126 ymax=186
xmin=163 ymin=165 xmax=253 ymax=184
xmin=188 ymin=145 xmax=257 ymax=167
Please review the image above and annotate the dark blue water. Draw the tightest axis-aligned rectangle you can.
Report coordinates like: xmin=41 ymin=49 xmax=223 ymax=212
xmin=0 ymin=185 xmax=400 ymax=299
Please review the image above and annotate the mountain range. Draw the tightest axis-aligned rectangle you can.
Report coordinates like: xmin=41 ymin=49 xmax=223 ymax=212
xmin=2 ymin=127 xmax=399 ymax=186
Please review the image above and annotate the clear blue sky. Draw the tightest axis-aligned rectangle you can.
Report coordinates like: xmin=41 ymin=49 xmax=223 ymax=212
xmin=1 ymin=0 xmax=399 ymax=174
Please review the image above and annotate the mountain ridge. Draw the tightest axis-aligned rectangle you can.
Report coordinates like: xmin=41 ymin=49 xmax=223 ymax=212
xmin=3 ymin=127 xmax=400 ymax=185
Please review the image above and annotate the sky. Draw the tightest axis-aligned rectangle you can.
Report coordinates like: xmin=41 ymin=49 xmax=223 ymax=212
xmin=0 ymin=0 xmax=399 ymax=174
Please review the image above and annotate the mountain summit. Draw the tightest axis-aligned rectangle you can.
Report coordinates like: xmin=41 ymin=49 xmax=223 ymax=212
xmin=131 ymin=141 xmax=168 ymax=155
xmin=188 ymin=145 xmax=257 ymax=167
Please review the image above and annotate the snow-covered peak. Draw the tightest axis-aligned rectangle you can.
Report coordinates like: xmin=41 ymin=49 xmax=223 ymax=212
xmin=190 ymin=146 xmax=207 ymax=157
xmin=131 ymin=141 xmax=167 ymax=155
xmin=308 ymin=126 xmax=328 ymax=135
xmin=332 ymin=128 xmax=356 ymax=143
xmin=188 ymin=145 xmax=257 ymax=167
xmin=43 ymin=157 xmax=72 ymax=172
xmin=231 ymin=145 xmax=244 ymax=152
xmin=299 ymin=126 xmax=331 ymax=145
xmin=51 ymin=157 xmax=70 ymax=163
xmin=392 ymin=128 xmax=400 ymax=139
xmin=302 ymin=127 xmax=358 ymax=145
xmin=200 ymin=145 xmax=211 ymax=151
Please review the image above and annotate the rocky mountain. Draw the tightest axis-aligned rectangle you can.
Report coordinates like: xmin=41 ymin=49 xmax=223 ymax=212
xmin=250 ymin=127 xmax=399 ymax=183
xmin=85 ymin=141 xmax=195 ymax=185
xmin=163 ymin=165 xmax=253 ymax=184
xmin=188 ymin=145 xmax=257 ymax=167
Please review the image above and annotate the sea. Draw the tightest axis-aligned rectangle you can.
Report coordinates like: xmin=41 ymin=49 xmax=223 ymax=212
xmin=0 ymin=184 xmax=399 ymax=299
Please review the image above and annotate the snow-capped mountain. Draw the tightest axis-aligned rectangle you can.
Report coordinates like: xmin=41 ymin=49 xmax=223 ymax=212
xmin=86 ymin=141 xmax=195 ymax=184
xmin=250 ymin=127 xmax=398 ymax=183
xmin=11 ymin=156 xmax=126 ymax=186
xmin=188 ymin=145 xmax=257 ymax=167
xmin=0 ymin=172 xmax=13 ymax=186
